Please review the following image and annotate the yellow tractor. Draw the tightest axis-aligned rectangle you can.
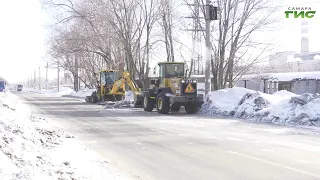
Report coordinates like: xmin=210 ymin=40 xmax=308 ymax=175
xmin=143 ymin=62 xmax=204 ymax=114
xmin=85 ymin=70 xmax=143 ymax=107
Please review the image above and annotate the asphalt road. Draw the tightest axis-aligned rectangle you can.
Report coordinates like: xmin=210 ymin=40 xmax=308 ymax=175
xmin=15 ymin=91 xmax=320 ymax=180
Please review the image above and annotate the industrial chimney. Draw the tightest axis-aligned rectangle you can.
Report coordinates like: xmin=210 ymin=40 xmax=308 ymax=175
xmin=301 ymin=21 xmax=309 ymax=53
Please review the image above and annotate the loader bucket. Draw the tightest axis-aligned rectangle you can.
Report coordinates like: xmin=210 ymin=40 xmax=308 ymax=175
xmin=85 ymin=91 xmax=98 ymax=103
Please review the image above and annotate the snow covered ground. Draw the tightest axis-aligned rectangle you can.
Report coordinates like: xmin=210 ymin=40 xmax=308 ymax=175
xmin=64 ymin=88 xmax=96 ymax=98
xmin=26 ymin=87 xmax=96 ymax=99
xmin=0 ymin=92 xmax=128 ymax=180
xmin=201 ymin=87 xmax=320 ymax=127
xmin=26 ymin=87 xmax=75 ymax=96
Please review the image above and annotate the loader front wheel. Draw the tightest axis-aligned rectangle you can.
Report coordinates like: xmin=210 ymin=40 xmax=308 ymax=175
xmin=156 ymin=92 xmax=170 ymax=114
xmin=143 ymin=93 xmax=155 ymax=112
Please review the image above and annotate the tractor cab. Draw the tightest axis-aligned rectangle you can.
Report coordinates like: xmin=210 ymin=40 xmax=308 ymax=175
xmin=99 ymin=70 xmax=119 ymax=86
xmin=96 ymin=70 xmax=123 ymax=101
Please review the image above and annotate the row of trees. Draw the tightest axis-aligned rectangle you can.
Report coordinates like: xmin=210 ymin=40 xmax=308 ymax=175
xmin=43 ymin=0 xmax=278 ymax=91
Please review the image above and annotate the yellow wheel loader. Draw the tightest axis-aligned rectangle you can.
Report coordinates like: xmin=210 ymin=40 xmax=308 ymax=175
xmin=85 ymin=70 xmax=143 ymax=107
xmin=142 ymin=62 xmax=204 ymax=114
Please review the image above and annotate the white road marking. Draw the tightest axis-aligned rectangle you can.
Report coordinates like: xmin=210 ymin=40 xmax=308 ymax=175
xmin=225 ymin=137 xmax=245 ymax=142
xmin=227 ymin=150 xmax=320 ymax=178
xmin=251 ymin=140 xmax=261 ymax=144
xmin=298 ymin=160 xmax=309 ymax=164
xmin=260 ymin=149 xmax=274 ymax=153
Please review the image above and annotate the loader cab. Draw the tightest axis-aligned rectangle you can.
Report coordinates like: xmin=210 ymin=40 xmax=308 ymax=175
xmin=158 ymin=62 xmax=184 ymax=78
xmin=153 ymin=62 xmax=185 ymax=87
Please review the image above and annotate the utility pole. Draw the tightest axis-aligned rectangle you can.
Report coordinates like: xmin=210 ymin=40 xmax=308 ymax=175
xmin=57 ymin=61 xmax=60 ymax=92
xmin=204 ymin=0 xmax=211 ymax=95
xmin=28 ymin=75 xmax=31 ymax=87
xmin=46 ymin=63 xmax=48 ymax=90
xmin=185 ymin=1 xmax=203 ymax=77
xmin=39 ymin=66 xmax=41 ymax=90
xmin=79 ymin=67 xmax=81 ymax=90
xmin=74 ymin=55 xmax=79 ymax=92
xmin=34 ymin=69 xmax=36 ymax=88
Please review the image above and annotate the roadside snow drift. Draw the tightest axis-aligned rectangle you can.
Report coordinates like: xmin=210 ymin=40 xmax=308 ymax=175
xmin=201 ymin=87 xmax=320 ymax=127
xmin=0 ymin=92 xmax=127 ymax=180
xmin=27 ymin=87 xmax=97 ymax=99
xmin=65 ymin=88 xmax=96 ymax=98
xmin=27 ymin=87 xmax=75 ymax=96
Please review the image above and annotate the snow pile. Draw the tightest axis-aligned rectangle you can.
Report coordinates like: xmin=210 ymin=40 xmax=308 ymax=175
xmin=100 ymin=91 xmax=143 ymax=109
xmin=273 ymin=90 xmax=296 ymax=97
xmin=28 ymin=87 xmax=96 ymax=98
xmin=124 ymin=91 xmax=134 ymax=102
xmin=103 ymin=91 xmax=142 ymax=109
xmin=201 ymin=87 xmax=255 ymax=116
xmin=65 ymin=88 xmax=96 ymax=98
xmin=27 ymin=87 xmax=75 ymax=96
xmin=259 ymin=93 xmax=320 ymax=126
xmin=0 ymin=93 xmax=127 ymax=180
xmin=46 ymin=87 xmax=74 ymax=95
xmin=201 ymin=87 xmax=320 ymax=126
xmin=104 ymin=101 xmax=133 ymax=109
xmin=26 ymin=88 xmax=47 ymax=94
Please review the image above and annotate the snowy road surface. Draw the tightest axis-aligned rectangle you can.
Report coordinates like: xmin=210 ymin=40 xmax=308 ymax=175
xmin=16 ymin=91 xmax=320 ymax=180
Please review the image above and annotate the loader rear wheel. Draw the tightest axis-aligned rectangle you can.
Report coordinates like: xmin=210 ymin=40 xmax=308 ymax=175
xmin=85 ymin=96 xmax=90 ymax=103
xmin=143 ymin=93 xmax=155 ymax=112
xmin=91 ymin=91 xmax=98 ymax=103
xmin=97 ymin=89 xmax=104 ymax=102
xmin=156 ymin=92 xmax=170 ymax=114
xmin=185 ymin=103 xmax=198 ymax=114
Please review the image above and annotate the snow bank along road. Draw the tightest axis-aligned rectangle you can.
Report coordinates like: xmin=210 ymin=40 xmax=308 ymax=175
xmin=16 ymin=91 xmax=320 ymax=180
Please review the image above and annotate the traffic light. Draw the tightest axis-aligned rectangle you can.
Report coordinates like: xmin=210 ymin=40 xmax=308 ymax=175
xmin=209 ymin=5 xmax=218 ymax=20
xmin=205 ymin=5 xmax=218 ymax=21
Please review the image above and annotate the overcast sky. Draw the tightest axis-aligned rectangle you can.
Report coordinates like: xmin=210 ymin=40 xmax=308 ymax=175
xmin=0 ymin=0 xmax=319 ymax=84
xmin=0 ymin=0 xmax=53 ymax=84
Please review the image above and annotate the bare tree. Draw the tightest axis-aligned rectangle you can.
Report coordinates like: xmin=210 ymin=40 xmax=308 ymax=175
xmin=160 ymin=0 xmax=175 ymax=62
xmin=43 ymin=0 xmax=124 ymax=89
xmin=215 ymin=0 xmax=278 ymax=89
xmin=43 ymin=0 xmax=163 ymax=90
xmin=184 ymin=0 xmax=278 ymax=90
xmin=107 ymin=0 xmax=161 ymax=89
